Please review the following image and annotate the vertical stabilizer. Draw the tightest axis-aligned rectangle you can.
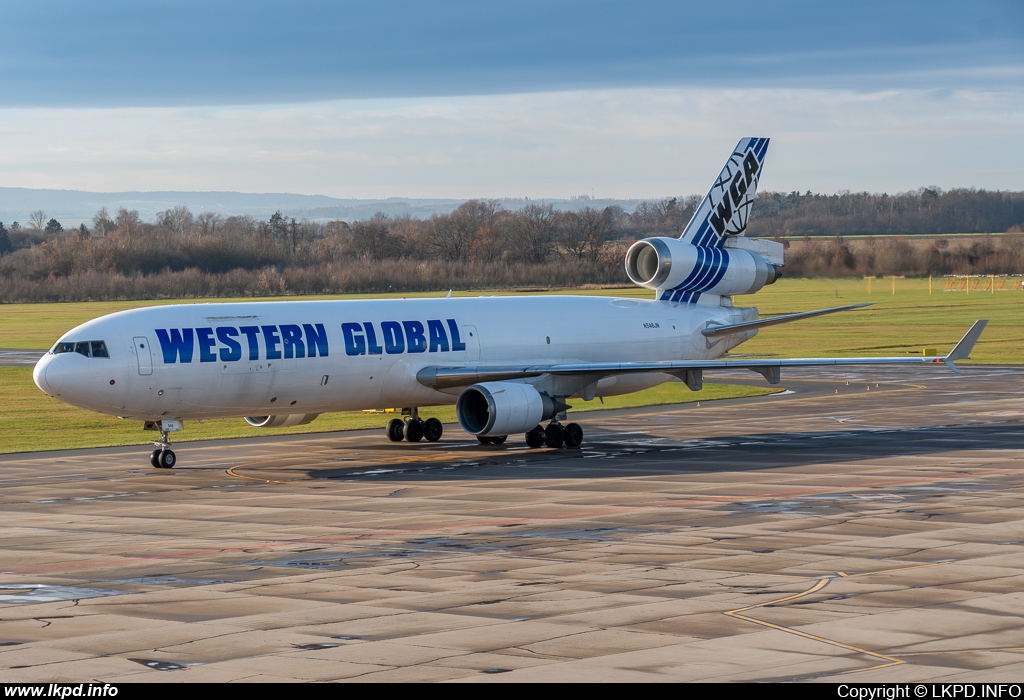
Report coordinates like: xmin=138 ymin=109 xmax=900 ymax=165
xmin=680 ymin=137 xmax=769 ymax=248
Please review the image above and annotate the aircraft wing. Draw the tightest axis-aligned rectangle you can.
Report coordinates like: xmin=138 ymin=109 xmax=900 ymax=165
xmin=417 ymin=320 xmax=988 ymax=391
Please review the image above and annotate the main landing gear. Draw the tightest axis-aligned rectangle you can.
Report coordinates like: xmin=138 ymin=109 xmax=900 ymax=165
xmin=384 ymin=409 xmax=582 ymax=449
xmin=524 ymin=421 xmax=583 ymax=449
xmin=385 ymin=408 xmax=444 ymax=444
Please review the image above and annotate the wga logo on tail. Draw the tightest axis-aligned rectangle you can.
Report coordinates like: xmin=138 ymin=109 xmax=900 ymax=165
xmin=708 ymin=139 xmax=767 ymax=237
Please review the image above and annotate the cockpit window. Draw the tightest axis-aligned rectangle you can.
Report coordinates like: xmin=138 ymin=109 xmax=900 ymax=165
xmin=52 ymin=340 xmax=109 ymax=358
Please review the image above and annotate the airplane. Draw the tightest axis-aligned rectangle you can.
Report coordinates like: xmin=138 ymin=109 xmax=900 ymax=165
xmin=33 ymin=138 xmax=987 ymax=469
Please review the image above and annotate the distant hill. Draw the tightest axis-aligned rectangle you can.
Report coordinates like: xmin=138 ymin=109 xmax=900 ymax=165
xmin=0 ymin=187 xmax=643 ymax=225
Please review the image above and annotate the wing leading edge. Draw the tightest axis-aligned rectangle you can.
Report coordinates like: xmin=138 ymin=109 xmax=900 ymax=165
xmin=417 ymin=320 xmax=988 ymax=391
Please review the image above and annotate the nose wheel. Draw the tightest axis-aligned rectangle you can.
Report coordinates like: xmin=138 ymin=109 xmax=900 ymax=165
xmin=150 ymin=448 xmax=177 ymax=469
xmin=149 ymin=424 xmax=177 ymax=468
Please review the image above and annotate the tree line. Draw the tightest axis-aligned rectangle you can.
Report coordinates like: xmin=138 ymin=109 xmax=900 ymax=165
xmin=751 ymin=188 xmax=1024 ymax=237
xmin=0 ymin=187 xmax=1022 ymax=303
xmin=0 ymin=202 xmax=635 ymax=302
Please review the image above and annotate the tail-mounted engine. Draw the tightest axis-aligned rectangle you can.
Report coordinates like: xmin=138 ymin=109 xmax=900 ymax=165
xmin=625 ymin=236 xmax=782 ymax=299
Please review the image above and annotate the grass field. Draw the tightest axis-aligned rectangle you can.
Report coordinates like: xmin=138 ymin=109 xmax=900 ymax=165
xmin=733 ymin=277 xmax=1023 ymax=363
xmin=1 ymin=276 xmax=1019 ymax=454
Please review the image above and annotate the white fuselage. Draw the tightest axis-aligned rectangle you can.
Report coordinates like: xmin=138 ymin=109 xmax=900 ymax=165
xmin=33 ymin=295 xmax=756 ymax=422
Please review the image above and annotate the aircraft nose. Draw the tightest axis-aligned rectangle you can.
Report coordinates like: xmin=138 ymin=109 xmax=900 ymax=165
xmin=33 ymin=353 xmax=63 ymax=395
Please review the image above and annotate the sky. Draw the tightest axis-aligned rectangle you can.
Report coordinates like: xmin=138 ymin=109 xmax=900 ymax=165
xmin=0 ymin=0 xmax=1021 ymax=199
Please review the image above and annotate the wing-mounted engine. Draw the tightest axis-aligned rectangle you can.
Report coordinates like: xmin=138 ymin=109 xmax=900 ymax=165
xmin=244 ymin=413 xmax=319 ymax=428
xmin=624 ymin=236 xmax=782 ymax=301
xmin=456 ymin=382 xmax=567 ymax=436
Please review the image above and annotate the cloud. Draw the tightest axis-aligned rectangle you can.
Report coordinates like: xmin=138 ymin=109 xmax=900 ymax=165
xmin=0 ymin=88 xmax=1021 ymax=198
xmin=0 ymin=1 xmax=1020 ymax=106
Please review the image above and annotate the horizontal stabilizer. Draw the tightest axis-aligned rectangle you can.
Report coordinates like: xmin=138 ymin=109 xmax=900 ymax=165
xmin=701 ymin=303 xmax=872 ymax=339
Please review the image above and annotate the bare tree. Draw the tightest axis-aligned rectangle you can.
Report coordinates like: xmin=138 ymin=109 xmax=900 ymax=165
xmin=220 ymin=215 xmax=258 ymax=239
xmin=29 ymin=210 xmax=46 ymax=231
xmin=114 ymin=208 xmax=142 ymax=238
xmin=321 ymin=220 xmax=350 ymax=238
xmin=349 ymin=213 xmax=401 ymax=260
xmin=458 ymin=199 xmax=503 ymax=227
xmin=196 ymin=212 xmax=223 ymax=238
xmin=92 ymin=208 xmax=116 ymax=236
xmin=665 ymin=195 xmax=700 ymax=235
xmin=506 ymin=204 xmax=558 ymax=263
xmin=468 ymin=214 xmax=508 ymax=263
xmin=558 ymin=207 xmax=609 ymax=262
xmin=157 ymin=205 xmax=194 ymax=236
xmin=428 ymin=212 xmax=474 ymax=262
xmin=426 ymin=201 xmax=502 ymax=263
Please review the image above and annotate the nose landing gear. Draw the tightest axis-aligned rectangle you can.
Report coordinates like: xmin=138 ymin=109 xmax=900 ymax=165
xmin=144 ymin=420 xmax=179 ymax=468
xmin=150 ymin=431 xmax=176 ymax=468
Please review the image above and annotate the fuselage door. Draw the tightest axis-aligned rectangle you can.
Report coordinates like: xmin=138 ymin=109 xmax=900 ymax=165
xmin=133 ymin=336 xmax=153 ymax=375
xmin=460 ymin=324 xmax=481 ymax=361
xmin=667 ymin=319 xmax=684 ymax=359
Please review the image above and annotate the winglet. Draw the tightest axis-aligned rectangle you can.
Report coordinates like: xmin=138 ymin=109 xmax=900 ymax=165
xmin=943 ymin=319 xmax=988 ymax=371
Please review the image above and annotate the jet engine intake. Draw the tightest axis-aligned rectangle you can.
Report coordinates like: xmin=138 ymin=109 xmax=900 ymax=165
xmin=625 ymin=236 xmax=780 ymax=296
xmin=456 ymin=382 xmax=564 ymax=436
xmin=244 ymin=413 xmax=319 ymax=428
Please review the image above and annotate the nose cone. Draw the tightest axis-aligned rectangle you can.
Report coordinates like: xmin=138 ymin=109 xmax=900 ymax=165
xmin=33 ymin=353 xmax=62 ymax=395
xmin=34 ymin=345 xmax=130 ymax=416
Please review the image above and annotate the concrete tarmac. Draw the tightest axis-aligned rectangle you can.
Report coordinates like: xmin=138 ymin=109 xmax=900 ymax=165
xmin=0 ymin=349 xmax=44 ymax=366
xmin=1 ymin=366 xmax=1023 ymax=682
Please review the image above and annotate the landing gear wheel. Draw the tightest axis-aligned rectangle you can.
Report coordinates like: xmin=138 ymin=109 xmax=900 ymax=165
xmin=150 ymin=449 xmax=161 ymax=468
xmin=525 ymin=425 xmax=546 ymax=448
xmin=405 ymin=419 xmax=424 ymax=443
xmin=478 ymin=435 xmax=508 ymax=445
xmin=563 ymin=423 xmax=583 ymax=448
xmin=424 ymin=417 xmax=443 ymax=442
xmin=544 ymin=424 xmax=564 ymax=448
xmin=386 ymin=418 xmax=405 ymax=442
xmin=157 ymin=449 xmax=176 ymax=469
